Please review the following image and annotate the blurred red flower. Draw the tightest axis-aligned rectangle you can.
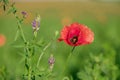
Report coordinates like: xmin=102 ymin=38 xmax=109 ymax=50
xmin=0 ymin=34 xmax=6 ymax=47
xmin=58 ymin=23 xmax=94 ymax=46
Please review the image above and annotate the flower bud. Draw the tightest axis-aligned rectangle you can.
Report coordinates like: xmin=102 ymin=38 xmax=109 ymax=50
xmin=48 ymin=54 xmax=55 ymax=71
xmin=32 ymin=15 xmax=41 ymax=31
xmin=21 ymin=11 xmax=27 ymax=18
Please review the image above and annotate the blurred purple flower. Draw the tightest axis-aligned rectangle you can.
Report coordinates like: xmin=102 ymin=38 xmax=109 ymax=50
xmin=32 ymin=20 xmax=40 ymax=30
xmin=32 ymin=15 xmax=40 ymax=31
xmin=48 ymin=54 xmax=55 ymax=70
xmin=48 ymin=55 xmax=55 ymax=65
xmin=21 ymin=11 xmax=27 ymax=18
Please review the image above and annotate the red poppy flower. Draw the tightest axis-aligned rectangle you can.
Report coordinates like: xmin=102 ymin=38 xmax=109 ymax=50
xmin=0 ymin=34 xmax=6 ymax=47
xmin=58 ymin=23 xmax=94 ymax=46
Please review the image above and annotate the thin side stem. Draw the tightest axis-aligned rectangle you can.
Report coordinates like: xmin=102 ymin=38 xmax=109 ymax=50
xmin=17 ymin=21 xmax=26 ymax=43
xmin=67 ymin=46 xmax=76 ymax=64
xmin=14 ymin=14 xmax=26 ymax=43
xmin=37 ymin=42 xmax=51 ymax=68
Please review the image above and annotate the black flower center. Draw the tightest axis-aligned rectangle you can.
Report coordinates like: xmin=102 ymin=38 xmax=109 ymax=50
xmin=70 ymin=36 xmax=78 ymax=44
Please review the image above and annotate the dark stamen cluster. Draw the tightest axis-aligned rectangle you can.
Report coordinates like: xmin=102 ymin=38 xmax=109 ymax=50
xmin=70 ymin=36 xmax=78 ymax=44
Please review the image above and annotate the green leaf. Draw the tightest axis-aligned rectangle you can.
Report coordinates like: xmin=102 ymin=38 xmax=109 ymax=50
xmin=35 ymin=39 xmax=45 ymax=48
xmin=9 ymin=41 xmax=25 ymax=48
xmin=3 ymin=0 xmax=9 ymax=4
xmin=25 ymin=61 xmax=29 ymax=71
xmin=10 ymin=43 xmax=25 ymax=48
xmin=7 ymin=6 xmax=17 ymax=14
xmin=7 ymin=7 xmax=13 ymax=14
xmin=63 ymin=76 xmax=70 ymax=80
xmin=14 ymin=29 xmax=20 ymax=41
xmin=31 ymin=75 xmax=35 ymax=80
xmin=79 ymin=70 xmax=93 ymax=80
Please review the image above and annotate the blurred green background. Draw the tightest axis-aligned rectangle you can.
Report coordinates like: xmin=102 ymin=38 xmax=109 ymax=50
xmin=0 ymin=1 xmax=120 ymax=80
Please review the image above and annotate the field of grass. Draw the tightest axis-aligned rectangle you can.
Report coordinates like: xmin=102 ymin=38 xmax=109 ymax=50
xmin=0 ymin=2 xmax=120 ymax=80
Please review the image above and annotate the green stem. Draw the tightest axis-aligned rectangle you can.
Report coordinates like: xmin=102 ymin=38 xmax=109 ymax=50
xmin=25 ymin=47 xmax=32 ymax=80
xmin=33 ymin=30 xmax=37 ymax=40
xmin=37 ymin=42 xmax=51 ymax=68
xmin=15 ymin=14 xmax=32 ymax=80
xmin=61 ymin=46 xmax=76 ymax=79
xmin=14 ymin=14 xmax=26 ymax=43
xmin=17 ymin=21 xmax=26 ymax=43
xmin=26 ymin=30 xmax=38 ymax=80
xmin=28 ymin=66 xmax=31 ymax=80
